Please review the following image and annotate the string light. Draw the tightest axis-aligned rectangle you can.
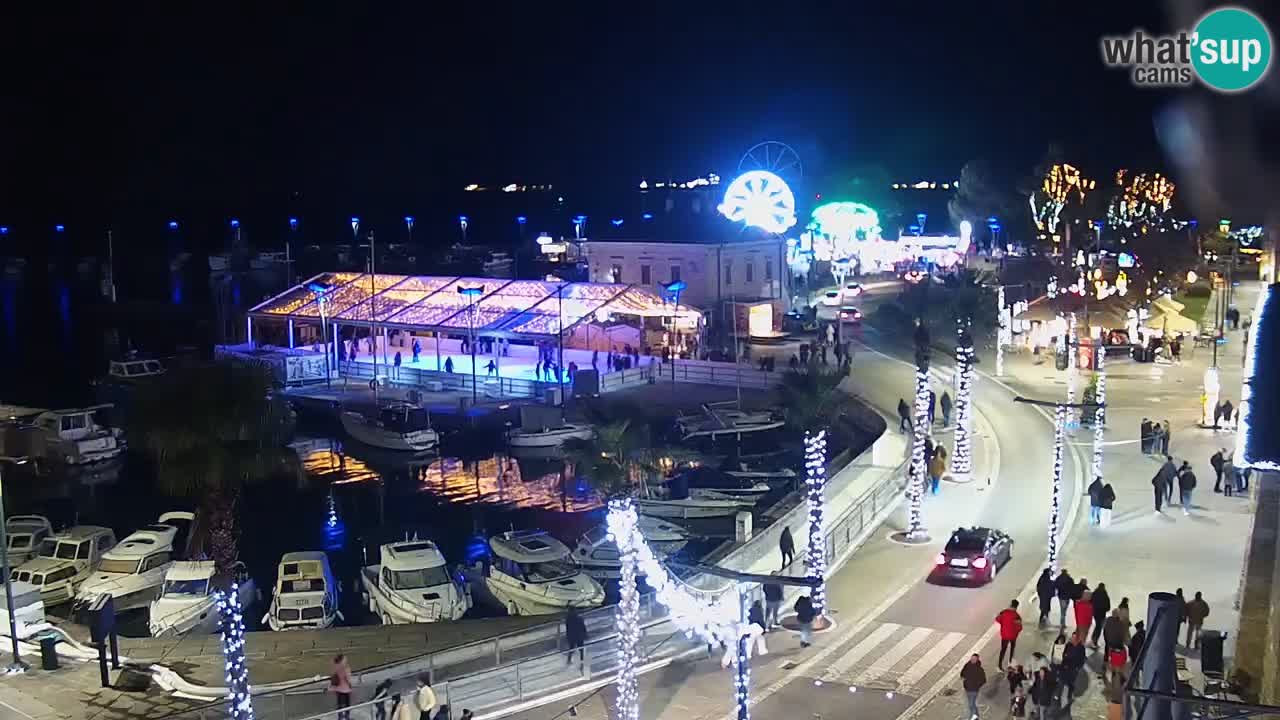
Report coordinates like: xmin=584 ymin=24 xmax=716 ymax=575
xmin=907 ymin=365 xmax=931 ymax=541
xmin=1048 ymin=405 xmax=1066 ymax=574
xmin=803 ymin=430 xmax=828 ymax=613
xmin=1236 ymin=285 xmax=1274 ymax=469
xmin=1030 ymin=163 xmax=1094 ymax=234
xmin=1091 ymin=346 xmax=1105 ymax=488
xmin=1106 ymin=170 xmax=1176 ymax=229
xmin=735 ymin=599 xmax=751 ymax=720
xmin=615 ymin=510 xmax=641 ymax=720
xmin=216 ymin=588 xmax=255 ymax=720
xmin=1066 ymin=313 xmax=1078 ymax=425
xmin=952 ymin=318 xmax=975 ymax=480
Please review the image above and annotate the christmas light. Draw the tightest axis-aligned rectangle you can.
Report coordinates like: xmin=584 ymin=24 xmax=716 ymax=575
xmin=1030 ymin=163 xmax=1093 ymax=234
xmin=1106 ymin=170 xmax=1176 ymax=229
xmin=1048 ymin=405 xmax=1066 ymax=573
xmin=735 ymin=601 xmax=751 ymax=720
xmin=1236 ymin=285 xmax=1274 ymax=469
xmin=615 ymin=510 xmax=641 ymax=720
xmin=1065 ymin=313 xmax=1078 ymax=425
xmin=804 ymin=430 xmax=828 ymax=613
xmin=906 ymin=364 xmax=931 ymax=541
xmin=1091 ymin=346 xmax=1105 ymax=489
xmin=216 ymin=587 xmax=255 ymax=720
xmin=952 ymin=319 xmax=975 ymax=481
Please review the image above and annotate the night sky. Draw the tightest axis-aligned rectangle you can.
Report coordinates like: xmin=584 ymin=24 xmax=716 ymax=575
xmin=4 ymin=3 xmax=1276 ymax=248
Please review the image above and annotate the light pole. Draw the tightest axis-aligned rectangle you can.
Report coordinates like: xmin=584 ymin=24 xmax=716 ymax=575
xmin=458 ymin=285 xmax=485 ymax=405
xmin=404 ymin=216 xmax=414 ymax=246
xmin=0 ymin=455 xmax=31 ymax=671
xmin=307 ymin=282 xmax=332 ymax=388
xmin=662 ymin=280 xmax=687 ymax=388
xmin=287 ymin=217 xmax=298 ymax=289
xmin=459 ymin=215 xmax=469 ymax=245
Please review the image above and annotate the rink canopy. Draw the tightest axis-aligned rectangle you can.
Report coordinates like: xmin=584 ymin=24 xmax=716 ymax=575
xmin=248 ymin=272 xmax=700 ymax=340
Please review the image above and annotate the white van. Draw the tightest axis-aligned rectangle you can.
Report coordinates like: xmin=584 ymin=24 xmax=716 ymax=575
xmin=11 ymin=526 xmax=118 ymax=605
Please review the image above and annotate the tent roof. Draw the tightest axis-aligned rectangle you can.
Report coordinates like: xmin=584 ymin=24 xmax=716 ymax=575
xmin=1014 ymin=293 xmax=1132 ymax=328
xmin=249 ymin=273 xmax=700 ymax=339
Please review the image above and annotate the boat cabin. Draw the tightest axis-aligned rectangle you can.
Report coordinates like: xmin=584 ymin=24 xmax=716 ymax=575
xmin=490 ymin=530 xmax=580 ymax=584
xmin=377 ymin=403 xmax=431 ymax=432
xmin=6 ymin=515 xmax=53 ymax=563
xmin=380 ymin=540 xmax=451 ymax=590
xmin=108 ymin=358 xmax=166 ymax=381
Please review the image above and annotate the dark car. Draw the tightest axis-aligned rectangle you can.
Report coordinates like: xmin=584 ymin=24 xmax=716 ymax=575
xmin=932 ymin=527 xmax=1013 ymax=584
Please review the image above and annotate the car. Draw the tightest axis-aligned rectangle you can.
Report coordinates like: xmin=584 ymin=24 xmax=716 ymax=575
xmin=932 ymin=527 xmax=1012 ymax=585
xmin=842 ymin=282 xmax=864 ymax=301
xmin=839 ymin=306 xmax=863 ymax=325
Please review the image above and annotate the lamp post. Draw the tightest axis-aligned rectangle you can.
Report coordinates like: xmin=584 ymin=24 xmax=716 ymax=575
xmin=287 ymin=217 xmax=298 ymax=289
xmin=458 ymin=285 xmax=485 ymax=404
xmin=307 ymin=282 xmax=333 ymax=388
xmin=404 ymin=216 xmax=414 ymax=246
xmin=0 ymin=455 xmax=30 ymax=671
xmin=459 ymin=215 xmax=469 ymax=245
xmin=662 ymin=280 xmax=687 ymax=388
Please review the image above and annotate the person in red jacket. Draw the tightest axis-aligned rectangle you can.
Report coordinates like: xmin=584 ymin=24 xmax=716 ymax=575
xmin=1073 ymin=590 xmax=1095 ymax=642
xmin=995 ymin=599 xmax=1024 ymax=670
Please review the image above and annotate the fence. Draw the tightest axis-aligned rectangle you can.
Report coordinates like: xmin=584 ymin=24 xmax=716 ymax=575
xmin=340 ymin=361 xmax=551 ymax=400
xmin=653 ymin=360 xmax=784 ymax=390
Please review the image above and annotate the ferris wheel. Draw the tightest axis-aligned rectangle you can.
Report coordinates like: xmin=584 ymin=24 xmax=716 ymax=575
xmin=717 ymin=170 xmax=797 ymax=234
xmin=738 ymin=141 xmax=803 ymax=182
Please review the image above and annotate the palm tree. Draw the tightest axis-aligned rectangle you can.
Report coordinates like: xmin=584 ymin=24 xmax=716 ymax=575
xmin=562 ymin=407 xmax=692 ymax=499
xmin=774 ymin=367 xmax=846 ymax=435
xmin=129 ymin=361 xmax=301 ymax=570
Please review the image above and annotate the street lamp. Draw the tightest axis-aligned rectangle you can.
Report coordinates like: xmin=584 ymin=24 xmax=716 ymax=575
xmin=458 ymin=285 xmax=485 ymax=404
xmin=0 ymin=455 xmax=31 ymax=672
xmin=404 ymin=216 xmax=414 ymax=245
xmin=459 ymin=215 xmax=469 ymax=245
xmin=307 ymin=282 xmax=333 ymax=388
xmin=287 ymin=217 xmax=298 ymax=289
xmin=662 ymin=280 xmax=687 ymax=387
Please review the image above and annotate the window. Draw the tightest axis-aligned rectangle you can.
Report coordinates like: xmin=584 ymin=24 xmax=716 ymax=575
xmin=143 ymin=552 xmax=172 ymax=572
xmin=163 ymin=578 xmax=209 ymax=597
xmin=724 ymin=262 xmax=733 ymax=286
xmin=99 ymin=557 xmax=143 ymax=574
xmin=520 ymin=559 xmax=577 ymax=583
xmin=670 ymin=265 xmax=681 ymax=283
xmin=610 ymin=264 xmax=623 ymax=283
xmin=746 ymin=262 xmax=754 ymax=283
xmin=60 ymin=415 xmax=87 ymax=432
xmin=98 ymin=536 xmax=115 ymax=553
xmin=38 ymin=539 xmax=57 ymax=558
xmin=641 ymin=264 xmax=651 ymax=284
xmin=390 ymin=566 xmax=451 ymax=590
xmin=765 ymin=259 xmax=774 ymax=281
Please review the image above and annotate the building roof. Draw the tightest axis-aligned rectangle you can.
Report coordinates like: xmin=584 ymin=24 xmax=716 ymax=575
xmin=250 ymin=272 xmax=699 ymax=338
xmin=1237 ymin=283 xmax=1280 ymax=469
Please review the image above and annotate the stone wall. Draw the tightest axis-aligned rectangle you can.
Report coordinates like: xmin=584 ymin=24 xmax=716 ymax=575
xmin=1235 ymin=469 xmax=1280 ymax=702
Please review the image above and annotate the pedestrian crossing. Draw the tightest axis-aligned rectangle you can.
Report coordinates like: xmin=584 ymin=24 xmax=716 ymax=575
xmin=817 ymin=621 xmax=976 ymax=696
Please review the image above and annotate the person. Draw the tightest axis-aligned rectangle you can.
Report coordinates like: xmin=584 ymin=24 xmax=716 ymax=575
xmin=1060 ymin=632 xmax=1087 ymax=706
xmin=928 ymin=389 xmax=937 ymax=424
xmin=794 ymin=594 xmax=816 ymax=648
xmin=1054 ymin=569 xmax=1076 ymax=628
xmin=409 ymin=676 xmax=437 ymax=720
xmin=1223 ymin=450 xmax=1237 ymax=497
xmin=1029 ymin=651 xmax=1049 ymax=675
xmin=763 ymin=574 xmax=784 ymax=630
xmin=1140 ymin=418 xmax=1152 ymax=454
xmin=748 ymin=600 xmax=766 ymax=634
xmin=1007 ymin=663 xmax=1027 ymax=694
xmin=1030 ymin=667 xmax=1056 ymax=720
xmin=565 ymin=606 xmax=587 ymax=667
xmin=1171 ymin=337 xmax=1182 ymax=362
xmin=1211 ymin=449 xmax=1226 ymax=492
xmin=941 ymin=391 xmax=953 ymax=427
xmin=1099 ymin=482 xmax=1116 ymax=527
xmin=330 ymin=654 xmax=353 ymax=720
xmin=1128 ymin=621 xmax=1147 ymax=673
xmin=779 ymin=526 xmax=795 ymax=569
xmin=412 ymin=339 xmax=421 ymax=363
xmin=1010 ymin=685 xmax=1027 ymax=719
xmin=591 ymin=349 xmax=599 ymax=370
xmin=373 ymin=678 xmax=393 ymax=720
xmin=1178 ymin=462 xmax=1197 ymax=514
xmin=444 ymin=357 xmax=454 ymax=373
xmin=350 ymin=340 xmax=358 ymax=361
xmin=1222 ymin=400 xmax=1235 ymax=429
xmin=995 ymin=599 xmax=1023 ymax=669
xmin=1161 ymin=418 xmax=1173 ymax=455
xmin=1152 ymin=457 xmax=1175 ymax=513
xmin=929 ymin=451 xmax=946 ymax=495
xmin=1090 ymin=582 xmax=1111 ymax=648
xmin=1036 ymin=569 xmax=1055 ymax=626
xmin=789 ymin=354 xmax=800 ymax=370
xmin=1150 ymin=422 xmax=1163 ymax=456
xmin=960 ymin=654 xmax=986 ymax=720
xmin=1102 ymin=609 xmax=1127 ymax=680
xmin=459 ymin=711 xmax=474 ymax=720
xmin=898 ymin=398 xmax=912 ymax=432
xmin=1184 ymin=591 xmax=1210 ymax=649
xmin=1048 ymin=632 xmax=1068 ymax=668
xmin=1088 ymin=477 xmax=1104 ymax=525
xmin=1073 ymin=590 xmax=1094 ymax=641
xmin=485 ymin=359 xmax=496 ymax=377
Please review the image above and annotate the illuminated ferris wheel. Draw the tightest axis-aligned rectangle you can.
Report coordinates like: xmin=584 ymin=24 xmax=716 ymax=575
xmin=738 ymin=141 xmax=803 ymax=182
xmin=718 ymin=170 xmax=797 ymax=234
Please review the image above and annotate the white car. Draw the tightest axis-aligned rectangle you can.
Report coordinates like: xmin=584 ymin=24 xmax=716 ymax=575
xmin=842 ymin=282 xmax=864 ymax=301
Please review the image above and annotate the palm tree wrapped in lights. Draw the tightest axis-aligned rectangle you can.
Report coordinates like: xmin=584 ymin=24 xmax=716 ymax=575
xmin=906 ymin=320 xmax=932 ymax=542
xmin=952 ymin=317 xmax=975 ymax=481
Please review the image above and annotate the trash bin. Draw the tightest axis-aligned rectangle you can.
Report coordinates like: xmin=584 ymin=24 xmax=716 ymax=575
xmin=40 ymin=637 xmax=59 ymax=670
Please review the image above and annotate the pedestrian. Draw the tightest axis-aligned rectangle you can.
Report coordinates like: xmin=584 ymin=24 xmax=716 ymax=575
xmin=330 ymin=654 xmax=353 ymax=720
xmin=1036 ymin=569 xmax=1054 ymax=626
xmin=373 ymin=679 xmax=393 ymax=720
xmin=1223 ymin=450 xmax=1236 ymax=497
xmin=1152 ymin=459 xmax=1174 ymax=513
xmin=444 ymin=357 xmax=454 ymax=373
xmin=928 ymin=389 xmax=937 ymax=424
xmin=1030 ymin=667 xmax=1056 ymax=719
xmin=1099 ymin=483 xmax=1116 ymax=527
xmin=995 ymin=599 xmax=1023 ymax=669
xmin=763 ymin=574 xmax=784 ymax=630
xmin=749 ymin=600 xmax=766 ymax=633
xmin=1178 ymin=462 xmax=1197 ymax=514
xmin=1088 ymin=477 xmax=1103 ymax=525
xmin=1161 ymin=419 xmax=1173 ymax=455
xmin=1073 ymin=590 xmax=1094 ymax=641
xmin=1222 ymin=400 xmax=1235 ymax=430
xmin=1102 ymin=610 xmax=1127 ymax=681
xmin=1174 ymin=588 xmax=1187 ymax=636
xmin=779 ymin=526 xmax=795 ymax=569
xmin=1090 ymin=583 xmax=1111 ymax=648
xmin=568 ymin=361 xmax=577 ymax=380
xmin=1054 ymin=569 xmax=1075 ymax=628
xmin=1140 ymin=417 xmax=1152 ymax=454
xmin=1060 ymin=632 xmax=1086 ymax=706
xmin=898 ymin=398 xmax=912 ymax=432
xmin=1211 ymin=449 xmax=1226 ymax=492
xmin=925 ymin=436 xmax=935 ymax=464
xmin=929 ymin=451 xmax=946 ymax=494
xmin=960 ymin=654 xmax=986 ymax=720
xmin=1128 ymin=621 xmax=1146 ymax=673
xmin=1030 ymin=651 xmax=1049 ymax=675
xmin=794 ymin=594 xmax=816 ymax=648
xmin=790 ymin=354 xmax=800 ymax=370
xmin=1184 ymin=591 xmax=1210 ymax=649
xmin=485 ymin=359 xmax=497 ymax=377
xmin=1007 ymin=663 xmax=1027 ymax=694
xmin=394 ymin=351 xmax=402 ymax=377
xmin=565 ymin=606 xmax=587 ymax=667
xmin=412 ymin=675 xmax=437 ymax=720
xmin=941 ymin=391 xmax=953 ymax=427
xmin=591 ymin=349 xmax=598 ymax=370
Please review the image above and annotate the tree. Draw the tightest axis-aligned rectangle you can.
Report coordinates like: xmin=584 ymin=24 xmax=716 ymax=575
xmin=130 ymin=361 xmax=301 ymax=570
xmin=949 ymin=159 xmax=1013 ymax=249
xmin=563 ymin=413 xmax=689 ymax=499
xmin=774 ymin=368 xmax=846 ymax=435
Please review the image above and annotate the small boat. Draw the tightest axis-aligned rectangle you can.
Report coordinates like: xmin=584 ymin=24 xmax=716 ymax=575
xmin=506 ymin=423 xmax=594 ymax=448
xmin=340 ymin=402 xmax=439 ymax=452
xmin=74 ymin=512 xmax=194 ymax=612
xmin=32 ymin=405 xmax=125 ymax=465
xmin=5 ymin=515 xmax=54 ymax=566
xmin=105 ymin=356 xmax=167 ymax=383
xmin=635 ymin=474 xmax=746 ymax=519
xmin=360 ymin=539 xmax=471 ymax=625
xmin=468 ymin=530 xmax=604 ymax=616
xmin=11 ymin=526 xmax=118 ymax=605
xmin=149 ymin=561 xmax=257 ymax=638
xmin=263 ymin=551 xmax=340 ymax=631
xmin=676 ymin=402 xmax=784 ymax=440
xmin=724 ymin=465 xmax=797 ymax=483
xmin=678 ymin=466 xmax=773 ymax=499
xmin=573 ymin=517 xmax=689 ymax=580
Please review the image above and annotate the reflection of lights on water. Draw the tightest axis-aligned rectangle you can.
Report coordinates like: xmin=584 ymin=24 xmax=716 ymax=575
xmin=322 ymin=491 xmax=345 ymax=551
xmin=418 ymin=456 xmax=601 ymax=512
xmin=298 ymin=446 xmax=378 ymax=485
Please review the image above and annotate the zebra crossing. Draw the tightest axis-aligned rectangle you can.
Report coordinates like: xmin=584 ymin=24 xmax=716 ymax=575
xmin=816 ymin=621 xmax=976 ymax=697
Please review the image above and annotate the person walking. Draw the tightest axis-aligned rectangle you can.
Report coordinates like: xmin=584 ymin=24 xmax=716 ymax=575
xmin=1073 ymin=590 xmax=1094 ymax=641
xmin=941 ymin=391 xmax=953 ymax=427
xmin=565 ymin=606 xmax=588 ymax=667
xmin=1102 ymin=609 xmax=1127 ymax=681
xmin=412 ymin=676 xmax=438 ymax=720
xmin=1184 ymin=591 xmax=1210 ymax=649
xmin=1140 ymin=418 xmax=1152 ymax=454
xmin=1152 ymin=460 xmax=1172 ymax=513
xmin=794 ymin=594 xmax=816 ymax=648
xmin=330 ymin=654 xmax=354 ymax=720
xmin=960 ymin=654 xmax=987 ymax=720
xmin=898 ymin=398 xmax=912 ymax=432
xmin=763 ymin=575 xmax=784 ymax=630
xmin=1161 ymin=418 xmax=1173 ymax=454
xmin=1128 ymin=621 xmax=1146 ymax=674
xmin=372 ymin=679 xmax=393 ymax=720
xmin=1088 ymin=477 xmax=1103 ymax=525
xmin=1060 ymin=632 xmax=1087 ymax=707
xmin=1090 ymin=582 xmax=1111 ymax=648
xmin=1211 ymin=449 xmax=1226 ymax=492
xmin=1223 ymin=450 xmax=1236 ymax=497
xmin=1036 ymin=569 xmax=1055 ymax=626
xmin=1030 ymin=667 xmax=1056 ymax=720
xmin=928 ymin=389 xmax=937 ymax=424
xmin=929 ymin=451 xmax=946 ymax=495
xmin=748 ymin=600 xmax=766 ymax=636
xmin=1099 ymin=482 xmax=1116 ymax=527
xmin=1054 ymin=569 xmax=1075 ymax=629
xmin=779 ymin=526 xmax=796 ymax=570
xmin=995 ymin=599 xmax=1023 ymax=669
xmin=1178 ymin=462 xmax=1197 ymax=514
xmin=1221 ymin=400 xmax=1235 ymax=430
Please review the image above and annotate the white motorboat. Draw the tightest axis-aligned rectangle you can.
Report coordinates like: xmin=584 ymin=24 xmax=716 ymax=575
xmin=677 ymin=402 xmax=784 ymax=440
xmin=724 ymin=466 xmax=797 ymax=483
xmin=573 ymin=517 xmax=689 ymax=580
xmin=75 ymin=512 xmax=194 ymax=612
xmin=507 ymin=423 xmax=594 ymax=448
xmin=635 ymin=494 xmax=745 ymax=519
xmin=149 ymin=561 xmax=257 ymax=638
xmin=263 ymin=551 xmax=340 ymax=631
xmin=677 ymin=466 xmax=772 ymax=499
xmin=340 ymin=403 xmax=438 ymax=452
xmin=32 ymin=405 xmax=125 ymax=465
xmin=11 ymin=526 xmax=118 ymax=605
xmin=469 ymin=530 xmax=604 ymax=616
xmin=5 ymin=515 xmax=54 ymax=566
xmin=360 ymin=539 xmax=470 ymax=624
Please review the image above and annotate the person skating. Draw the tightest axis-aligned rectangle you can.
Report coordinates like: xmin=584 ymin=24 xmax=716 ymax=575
xmin=1178 ymin=462 xmax=1197 ymax=514
xmin=1036 ymin=569 xmax=1055 ymax=626
xmin=1054 ymin=569 xmax=1075 ymax=628
xmin=960 ymin=654 xmax=987 ymax=720
xmin=1211 ymin=449 xmax=1226 ymax=492
xmin=898 ymin=398 xmax=912 ymax=432
xmin=1088 ymin=477 xmax=1103 ymax=525
xmin=394 ymin=351 xmax=402 ymax=378
xmin=1090 ymin=582 xmax=1111 ymax=648
xmin=1184 ymin=591 xmax=1210 ymax=649
xmin=995 ymin=599 xmax=1023 ymax=669
xmin=444 ymin=357 xmax=454 ymax=373
xmin=485 ymin=359 xmax=497 ymax=377
xmin=1059 ymin=632 xmax=1087 ymax=706
xmin=941 ymin=391 xmax=953 ymax=427
xmin=779 ymin=526 xmax=795 ymax=569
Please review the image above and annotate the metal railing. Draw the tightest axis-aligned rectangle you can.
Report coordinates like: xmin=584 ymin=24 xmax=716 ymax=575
xmin=653 ymin=360 xmax=783 ymax=390
xmin=824 ymin=463 xmax=904 ymax=566
xmin=340 ymin=361 xmax=551 ymax=399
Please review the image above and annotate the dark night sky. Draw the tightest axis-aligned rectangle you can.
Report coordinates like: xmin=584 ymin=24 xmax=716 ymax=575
xmin=3 ymin=3 xmax=1275 ymax=248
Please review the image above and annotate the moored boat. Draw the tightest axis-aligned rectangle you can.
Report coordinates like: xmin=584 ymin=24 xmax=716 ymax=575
xmin=360 ymin=539 xmax=471 ymax=624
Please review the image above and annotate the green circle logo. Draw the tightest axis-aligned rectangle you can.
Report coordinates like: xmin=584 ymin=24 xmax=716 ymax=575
xmin=1191 ymin=7 xmax=1272 ymax=92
